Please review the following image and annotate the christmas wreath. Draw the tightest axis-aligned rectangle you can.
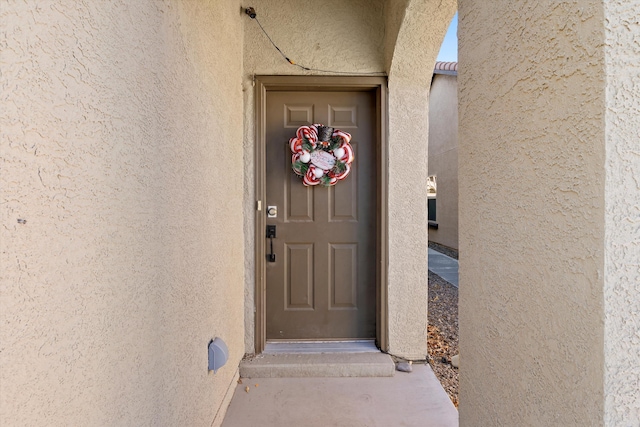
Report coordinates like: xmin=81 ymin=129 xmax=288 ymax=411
xmin=290 ymin=124 xmax=354 ymax=186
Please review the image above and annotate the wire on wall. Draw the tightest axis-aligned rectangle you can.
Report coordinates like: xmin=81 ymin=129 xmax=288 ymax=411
xmin=244 ymin=7 xmax=386 ymax=76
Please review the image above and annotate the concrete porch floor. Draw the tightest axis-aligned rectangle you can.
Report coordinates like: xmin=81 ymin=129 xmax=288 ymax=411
xmin=221 ymin=364 xmax=458 ymax=426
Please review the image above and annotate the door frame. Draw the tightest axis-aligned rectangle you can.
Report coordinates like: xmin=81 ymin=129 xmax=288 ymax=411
xmin=254 ymin=75 xmax=388 ymax=354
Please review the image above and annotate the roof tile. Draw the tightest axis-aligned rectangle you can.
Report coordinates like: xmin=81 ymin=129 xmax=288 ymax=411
xmin=434 ymin=61 xmax=458 ymax=72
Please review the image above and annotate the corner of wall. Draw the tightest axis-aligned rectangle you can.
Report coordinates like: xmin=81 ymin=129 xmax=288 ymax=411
xmin=603 ymin=0 xmax=640 ymax=424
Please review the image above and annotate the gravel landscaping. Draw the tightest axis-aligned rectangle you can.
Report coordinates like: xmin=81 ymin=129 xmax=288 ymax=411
xmin=427 ymin=261 xmax=459 ymax=407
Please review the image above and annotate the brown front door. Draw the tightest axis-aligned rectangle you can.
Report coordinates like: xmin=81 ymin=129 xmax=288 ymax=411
xmin=265 ymin=90 xmax=377 ymax=340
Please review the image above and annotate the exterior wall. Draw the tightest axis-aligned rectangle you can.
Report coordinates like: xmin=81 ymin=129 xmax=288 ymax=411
xmin=428 ymin=73 xmax=459 ymax=250
xmin=458 ymin=1 xmax=607 ymax=425
xmin=4 ymin=1 xmax=635 ymax=425
xmin=604 ymin=1 xmax=640 ymax=424
xmin=1 ymin=1 xmax=245 ymax=426
xmin=383 ymin=0 xmax=411 ymax=70
xmin=386 ymin=0 xmax=456 ymax=358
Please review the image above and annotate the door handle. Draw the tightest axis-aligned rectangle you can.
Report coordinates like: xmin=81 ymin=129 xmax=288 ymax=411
xmin=266 ymin=225 xmax=276 ymax=262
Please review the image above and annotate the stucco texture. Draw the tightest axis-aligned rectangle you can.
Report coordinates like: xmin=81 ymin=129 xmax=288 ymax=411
xmin=604 ymin=0 xmax=640 ymax=424
xmin=428 ymin=73 xmax=458 ymax=250
xmin=5 ymin=0 xmax=637 ymax=425
xmin=1 ymin=1 xmax=245 ymax=426
xmin=386 ymin=0 xmax=456 ymax=358
xmin=458 ymin=1 xmax=607 ymax=425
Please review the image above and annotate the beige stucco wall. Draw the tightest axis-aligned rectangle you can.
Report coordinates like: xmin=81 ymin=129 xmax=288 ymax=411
xmin=458 ymin=1 xmax=607 ymax=425
xmin=241 ymin=0 xmax=456 ymax=359
xmin=604 ymin=1 xmax=640 ymax=424
xmin=386 ymin=0 xmax=456 ymax=358
xmin=5 ymin=1 xmax=635 ymax=424
xmin=428 ymin=73 xmax=458 ymax=250
xmin=383 ymin=0 xmax=411 ymax=70
xmin=1 ymin=1 xmax=245 ymax=426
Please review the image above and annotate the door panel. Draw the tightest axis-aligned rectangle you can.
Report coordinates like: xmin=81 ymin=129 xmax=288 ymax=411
xmin=285 ymin=243 xmax=314 ymax=310
xmin=329 ymin=243 xmax=358 ymax=309
xmin=266 ymin=90 xmax=376 ymax=340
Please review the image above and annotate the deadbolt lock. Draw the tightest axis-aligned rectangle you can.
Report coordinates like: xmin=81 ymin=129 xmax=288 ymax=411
xmin=267 ymin=206 xmax=277 ymax=218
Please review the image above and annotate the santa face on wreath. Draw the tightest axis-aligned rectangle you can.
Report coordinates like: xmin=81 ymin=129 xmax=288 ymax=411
xmin=290 ymin=124 xmax=355 ymax=187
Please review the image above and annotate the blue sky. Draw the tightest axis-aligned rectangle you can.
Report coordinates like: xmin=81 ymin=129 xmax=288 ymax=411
xmin=436 ymin=12 xmax=458 ymax=62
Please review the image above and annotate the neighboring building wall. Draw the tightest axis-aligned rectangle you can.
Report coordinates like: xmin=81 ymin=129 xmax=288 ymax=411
xmin=604 ymin=1 xmax=640 ymax=424
xmin=1 ymin=1 xmax=245 ymax=426
xmin=428 ymin=72 xmax=459 ymax=250
xmin=458 ymin=1 xmax=607 ymax=425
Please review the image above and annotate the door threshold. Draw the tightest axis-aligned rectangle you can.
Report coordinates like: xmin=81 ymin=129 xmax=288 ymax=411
xmin=240 ymin=351 xmax=395 ymax=378
xmin=264 ymin=339 xmax=378 ymax=354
